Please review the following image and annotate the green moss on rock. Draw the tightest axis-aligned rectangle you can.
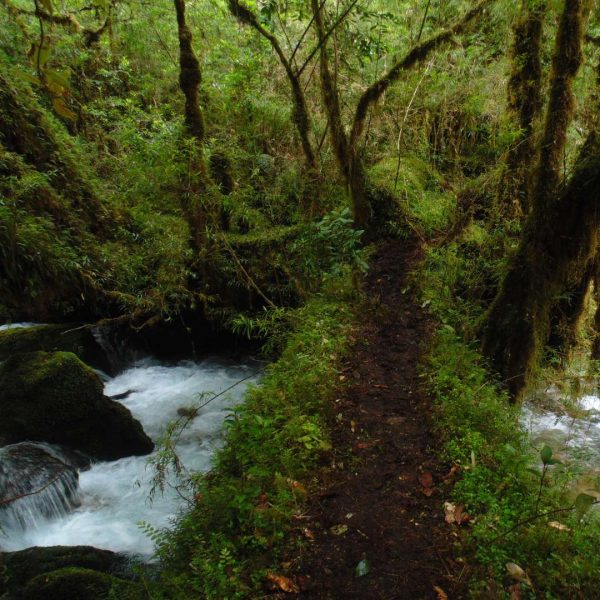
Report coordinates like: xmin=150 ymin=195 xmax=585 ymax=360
xmin=0 ymin=546 xmax=130 ymax=598
xmin=0 ymin=325 xmax=109 ymax=371
xmin=0 ymin=351 xmax=153 ymax=460
xmin=22 ymin=568 xmax=143 ymax=600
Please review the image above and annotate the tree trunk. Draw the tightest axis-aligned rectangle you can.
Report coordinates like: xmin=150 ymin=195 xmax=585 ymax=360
xmin=482 ymin=133 xmax=600 ymax=401
xmin=530 ymin=0 xmax=589 ymax=213
xmin=497 ymin=0 xmax=546 ymax=216
xmin=173 ymin=0 xmax=213 ymax=253
xmin=592 ymin=264 xmax=600 ymax=360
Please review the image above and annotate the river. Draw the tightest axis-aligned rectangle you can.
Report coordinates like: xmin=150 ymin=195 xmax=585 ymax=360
xmin=0 ymin=340 xmax=259 ymax=556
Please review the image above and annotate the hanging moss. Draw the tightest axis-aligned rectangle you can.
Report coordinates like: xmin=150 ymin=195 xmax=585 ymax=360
xmin=546 ymin=255 xmax=596 ymax=358
xmin=0 ymin=70 xmax=110 ymax=234
xmin=593 ymin=267 xmax=600 ymax=360
xmin=497 ymin=0 xmax=546 ymax=216
xmin=530 ymin=0 xmax=589 ymax=213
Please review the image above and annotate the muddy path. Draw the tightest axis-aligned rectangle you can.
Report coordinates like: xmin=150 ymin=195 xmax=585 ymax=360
xmin=289 ymin=240 xmax=465 ymax=599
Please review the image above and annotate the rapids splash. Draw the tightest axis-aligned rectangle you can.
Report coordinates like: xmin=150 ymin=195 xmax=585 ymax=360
xmin=0 ymin=356 xmax=259 ymax=555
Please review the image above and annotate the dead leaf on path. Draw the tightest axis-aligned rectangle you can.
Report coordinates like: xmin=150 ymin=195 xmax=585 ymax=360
xmin=418 ymin=471 xmax=434 ymax=488
xmin=266 ymin=573 xmax=299 ymax=593
xmin=330 ymin=524 xmax=348 ymax=535
xmin=355 ymin=439 xmax=380 ymax=450
xmin=444 ymin=501 xmax=470 ymax=525
xmin=433 ymin=585 xmax=449 ymax=600
xmin=350 ymin=420 xmax=357 ymax=433
xmin=374 ymin=384 xmax=390 ymax=389
xmin=302 ymin=527 xmax=315 ymax=541
xmin=386 ymin=416 xmax=405 ymax=426
xmin=418 ymin=471 xmax=435 ymax=496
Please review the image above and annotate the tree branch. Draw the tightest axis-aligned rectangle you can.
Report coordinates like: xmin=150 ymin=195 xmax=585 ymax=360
xmin=296 ymin=0 xmax=362 ymax=78
xmin=349 ymin=0 xmax=491 ymax=152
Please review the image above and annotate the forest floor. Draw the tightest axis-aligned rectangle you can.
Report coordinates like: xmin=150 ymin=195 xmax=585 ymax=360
xmin=287 ymin=240 xmax=466 ymax=599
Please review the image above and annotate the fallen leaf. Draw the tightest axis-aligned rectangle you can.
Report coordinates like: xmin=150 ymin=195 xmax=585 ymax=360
xmin=548 ymin=520 xmax=571 ymax=531
xmin=255 ymin=493 xmax=270 ymax=509
xmin=355 ymin=439 xmax=380 ymax=450
xmin=355 ymin=558 xmax=370 ymax=577
xmin=287 ymin=479 xmax=307 ymax=494
xmin=443 ymin=464 xmax=460 ymax=484
xmin=444 ymin=501 xmax=470 ymax=525
xmin=345 ymin=512 xmax=354 ymax=519
xmin=350 ymin=420 xmax=357 ymax=433
xmin=419 ymin=471 xmax=435 ymax=496
xmin=302 ymin=528 xmax=315 ymax=541
xmin=266 ymin=573 xmax=299 ymax=593
xmin=506 ymin=563 xmax=532 ymax=587
xmin=330 ymin=524 xmax=348 ymax=535
xmin=433 ymin=585 xmax=449 ymax=600
xmin=418 ymin=471 xmax=434 ymax=488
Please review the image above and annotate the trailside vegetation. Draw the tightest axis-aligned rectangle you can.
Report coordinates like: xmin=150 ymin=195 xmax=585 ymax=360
xmin=2 ymin=0 xmax=600 ymax=597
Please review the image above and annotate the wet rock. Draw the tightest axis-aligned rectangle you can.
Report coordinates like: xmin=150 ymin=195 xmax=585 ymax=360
xmin=0 ymin=352 xmax=154 ymax=460
xmin=20 ymin=567 xmax=144 ymax=600
xmin=0 ymin=325 xmax=111 ymax=374
xmin=0 ymin=443 xmax=83 ymax=531
xmin=0 ymin=546 xmax=133 ymax=598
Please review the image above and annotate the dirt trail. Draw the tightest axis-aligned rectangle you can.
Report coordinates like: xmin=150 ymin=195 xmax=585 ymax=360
xmin=290 ymin=240 xmax=465 ymax=599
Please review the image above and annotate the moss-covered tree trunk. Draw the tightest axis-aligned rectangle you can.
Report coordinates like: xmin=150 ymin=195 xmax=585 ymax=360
xmin=497 ymin=0 xmax=546 ymax=216
xmin=173 ymin=0 xmax=214 ymax=253
xmin=592 ymin=264 xmax=600 ymax=360
xmin=0 ymin=72 xmax=109 ymax=234
xmin=530 ymin=0 xmax=589 ymax=213
xmin=482 ymin=133 xmax=600 ymax=401
xmin=309 ymin=0 xmax=362 ymax=223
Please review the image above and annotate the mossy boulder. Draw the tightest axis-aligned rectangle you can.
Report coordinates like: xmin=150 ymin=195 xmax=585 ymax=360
xmin=0 ymin=325 xmax=110 ymax=373
xmin=0 ymin=546 xmax=132 ymax=598
xmin=21 ymin=568 xmax=143 ymax=600
xmin=0 ymin=352 xmax=154 ymax=460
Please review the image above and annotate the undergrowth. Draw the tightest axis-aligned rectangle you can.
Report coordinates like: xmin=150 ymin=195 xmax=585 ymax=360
xmin=152 ymin=285 xmax=355 ymax=599
xmin=418 ymin=216 xmax=600 ymax=599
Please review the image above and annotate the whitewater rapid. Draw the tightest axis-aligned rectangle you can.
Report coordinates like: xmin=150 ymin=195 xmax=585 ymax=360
xmin=0 ymin=357 xmax=259 ymax=555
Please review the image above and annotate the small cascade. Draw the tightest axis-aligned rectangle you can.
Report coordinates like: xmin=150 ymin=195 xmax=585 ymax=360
xmin=0 ymin=443 xmax=82 ymax=533
xmin=1 ymin=358 xmax=259 ymax=554
xmin=91 ymin=325 xmax=144 ymax=374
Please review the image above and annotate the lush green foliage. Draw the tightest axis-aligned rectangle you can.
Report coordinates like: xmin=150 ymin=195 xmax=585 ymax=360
xmin=153 ymin=290 xmax=354 ymax=598
xmin=420 ymin=228 xmax=600 ymax=598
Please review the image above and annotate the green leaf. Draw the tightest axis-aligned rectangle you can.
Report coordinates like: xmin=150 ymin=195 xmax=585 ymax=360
xmin=355 ymin=558 xmax=370 ymax=578
xmin=575 ymin=493 xmax=595 ymax=519
xmin=540 ymin=445 xmax=553 ymax=465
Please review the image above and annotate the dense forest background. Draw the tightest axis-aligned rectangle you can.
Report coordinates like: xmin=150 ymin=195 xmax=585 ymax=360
xmin=2 ymin=0 xmax=600 ymax=598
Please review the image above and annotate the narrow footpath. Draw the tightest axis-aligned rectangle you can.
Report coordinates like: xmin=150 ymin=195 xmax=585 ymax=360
xmin=290 ymin=240 xmax=465 ymax=599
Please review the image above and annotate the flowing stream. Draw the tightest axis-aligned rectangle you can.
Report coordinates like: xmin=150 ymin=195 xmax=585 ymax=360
xmin=0 ymin=351 xmax=259 ymax=555
xmin=523 ymin=388 xmax=600 ymax=472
